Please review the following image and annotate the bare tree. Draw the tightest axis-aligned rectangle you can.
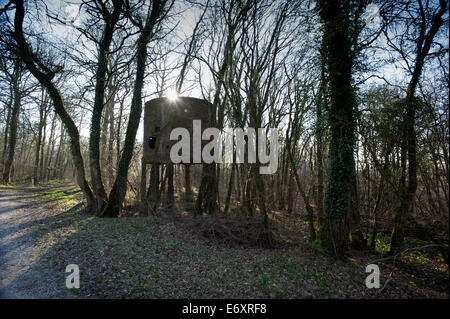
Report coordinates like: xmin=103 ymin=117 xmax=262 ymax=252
xmin=10 ymin=0 xmax=96 ymax=208
xmin=103 ymin=0 xmax=173 ymax=217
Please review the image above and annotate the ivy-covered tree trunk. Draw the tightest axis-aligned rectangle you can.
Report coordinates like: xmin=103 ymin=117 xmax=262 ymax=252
xmin=315 ymin=0 xmax=356 ymax=258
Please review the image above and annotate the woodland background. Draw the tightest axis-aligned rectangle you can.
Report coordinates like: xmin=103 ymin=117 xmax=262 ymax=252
xmin=0 ymin=0 xmax=448 ymax=265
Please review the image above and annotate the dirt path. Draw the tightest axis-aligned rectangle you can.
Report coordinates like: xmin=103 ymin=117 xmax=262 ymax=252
xmin=0 ymin=186 xmax=74 ymax=299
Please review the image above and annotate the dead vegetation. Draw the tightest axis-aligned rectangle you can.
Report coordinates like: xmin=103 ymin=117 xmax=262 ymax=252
xmin=182 ymin=213 xmax=272 ymax=248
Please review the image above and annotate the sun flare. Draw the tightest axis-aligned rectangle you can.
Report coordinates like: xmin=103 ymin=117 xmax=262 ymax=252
xmin=167 ymin=89 xmax=178 ymax=102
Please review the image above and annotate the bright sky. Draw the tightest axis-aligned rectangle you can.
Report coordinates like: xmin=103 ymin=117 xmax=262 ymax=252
xmin=8 ymin=0 xmax=206 ymax=140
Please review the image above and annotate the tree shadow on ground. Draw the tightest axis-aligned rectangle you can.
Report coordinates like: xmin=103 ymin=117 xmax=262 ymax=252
xmin=1 ymin=193 xmax=448 ymax=299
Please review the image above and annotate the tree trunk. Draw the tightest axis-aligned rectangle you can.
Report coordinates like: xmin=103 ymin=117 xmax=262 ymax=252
xmin=166 ymin=163 xmax=174 ymax=207
xmin=43 ymin=112 xmax=56 ymax=181
xmin=89 ymin=1 xmax=123 ymax=214
xmin=224 ymin=163 xmax=235 ymax=213
xmin=103 ymin=0 xmax=166 ymax=217
xmin=12 ymin=0 xmax=95 ymax=208
xmin=315 ymin=53 xmax=326 ymax=226
xmin=2 ymin=62 xmax=21 ymax=184
xmin=33 ymin=90 xmax=46 ymax=184
xmin=1 ymin=92 xmax=12 ymax=170
xmin=389 ymin=0 xmax=447 ymax=254
xmin=105 ymin=80 xmax=116 ymax=190
xmin=53 ymin=121 xmax=65 ymax=179
xmin=184 ymin=165 xmax=192 ymax=202
xmin=195 ymin=163 xmax=218 ymax=215
xmin=288 ymin=148 xmax=316 ymax=242
xmin=316 ymin=0 xmax=356 ymax=258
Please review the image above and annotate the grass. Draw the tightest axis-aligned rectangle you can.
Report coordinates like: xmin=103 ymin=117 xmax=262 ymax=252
xmin=34 ymin=211 xmax=368 ymax=298
xmin=19 ymin=184 xmax=448 ymax=299
xmin=41 ymin=186 xmax=81 ymax=209
xmin=0 ymin=184 xmax=35 ymax=189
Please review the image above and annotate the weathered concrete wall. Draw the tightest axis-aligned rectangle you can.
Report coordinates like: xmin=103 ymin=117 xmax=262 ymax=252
xmin=143 ymin=97 xmax=213 ymax=164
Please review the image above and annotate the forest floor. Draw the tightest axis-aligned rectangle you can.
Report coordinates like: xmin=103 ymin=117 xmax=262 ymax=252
xmin=0 ymin=182 xmax=448 ymax=299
